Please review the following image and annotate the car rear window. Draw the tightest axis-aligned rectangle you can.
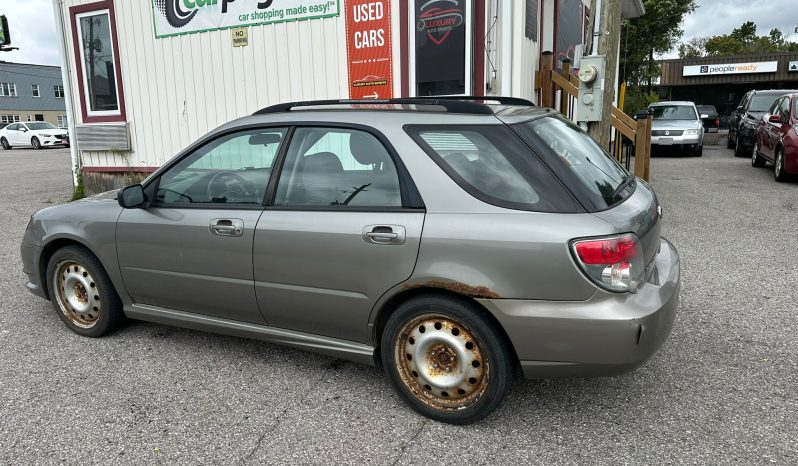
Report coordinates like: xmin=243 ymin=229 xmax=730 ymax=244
xmin=406 ymin=125 xmax=582 ymax=213
xmin=512 ymin=116 xmax=633 ymax=212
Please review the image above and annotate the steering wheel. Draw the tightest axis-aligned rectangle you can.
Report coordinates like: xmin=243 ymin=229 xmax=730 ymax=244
xmin=206 ymin=171 xmax=257 ymax=202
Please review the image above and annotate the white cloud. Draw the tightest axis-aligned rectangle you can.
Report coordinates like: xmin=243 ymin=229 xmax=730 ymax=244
xmin=0 ymin=0 xmax=61 ymax=66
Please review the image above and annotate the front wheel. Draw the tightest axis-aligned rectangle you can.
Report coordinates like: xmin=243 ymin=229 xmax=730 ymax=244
xmin=734 ymin=134 xmax=746 ymax=157
xmin=0 ymin=137 xmax=11 ymax=150
xmin=726 ymin=130 xmax=735 ymax=149
xmin=381 ymin=295 xmax=516 ymax=424
xmin=774 ymin=148 xmax=789 ymax=182
xmin=752 ymin=141 xmax=766 ymax=167
xmin=46 ymin=245 xmax=125 ymax=337
xmin=31 ymin=137 xmax=41 ymax=150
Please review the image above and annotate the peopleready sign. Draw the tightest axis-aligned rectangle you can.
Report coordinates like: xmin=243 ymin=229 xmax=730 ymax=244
xmin=683 ymin=61 xmax=778 ymax=77
xmin=152 ymin=0 xmax=339 ymax=38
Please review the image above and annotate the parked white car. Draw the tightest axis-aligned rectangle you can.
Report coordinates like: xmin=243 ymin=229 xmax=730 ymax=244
xmin=0 ymin=122 xmax=70 ymax=150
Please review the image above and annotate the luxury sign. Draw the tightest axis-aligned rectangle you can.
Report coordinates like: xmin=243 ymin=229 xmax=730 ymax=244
xmin=152 ymin=0 xmax=339 ymax=38
xmin=683 ymin=61 xmax=778 ymax=77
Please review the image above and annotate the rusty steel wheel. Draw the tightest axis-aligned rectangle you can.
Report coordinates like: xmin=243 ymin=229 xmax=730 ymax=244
xmin=46 ymin=245 xmax=125 ymax=337
xmin=53 ymin=260 xmax=101 ymax=329
xmin=395 ymin=314 xmax=489 ymax=411
xmin=382 ymin=295 xmax=515 ymax=424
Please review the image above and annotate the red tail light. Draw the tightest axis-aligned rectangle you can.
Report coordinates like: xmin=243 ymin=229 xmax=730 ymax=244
xmin=571 ymin=234 xmax=644 ymax=292
xmin=715 ymin=118 xmax=720 ymax=127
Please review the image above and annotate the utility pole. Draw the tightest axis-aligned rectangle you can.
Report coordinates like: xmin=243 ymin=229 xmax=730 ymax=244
xmin=586 ymin=0 xmax=622 ymax=149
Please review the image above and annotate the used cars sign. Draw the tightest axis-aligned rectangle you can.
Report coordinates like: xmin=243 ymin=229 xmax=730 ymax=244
xmin=152 ymin=0 xmax=339 ymax=38
xmin=683 ymin=61 xmax=778 ymax=77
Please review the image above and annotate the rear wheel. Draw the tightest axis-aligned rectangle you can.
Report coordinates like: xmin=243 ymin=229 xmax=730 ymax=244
xmin=46 ymin=245 xmax=125 ymax=337
xmin=0 ymin=137 xmax=11 ymax=150
xmin=774 ymin=148 xmax=788 ymax=182
xmin=381 ymin=294 xmax=516 ymax=424
xmin=752 ymin=141 xmax=766 ymax=167
xmin=31 ymin=137 xmax=41 ymax=150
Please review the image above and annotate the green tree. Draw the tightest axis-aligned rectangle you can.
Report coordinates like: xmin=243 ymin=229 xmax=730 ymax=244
xmin=619 ymin=0 xmax=696 ymax=114
xmin=678 ymin=22 xmax=798 ymax=57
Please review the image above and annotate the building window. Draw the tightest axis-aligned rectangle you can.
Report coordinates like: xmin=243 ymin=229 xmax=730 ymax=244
xmin=70 ymin=1 xmax=126 ymax=123
xmin=27 ymin=115 xmax=32 ymax=122
xmin=1 ymin=115 xmax=20 ymax=124
xmin=32 ymin=84 xmax=41 ymax=97
xmin=58 ymin=115 xmax=68 ymax=128
xmin=412 ymin=0 xmax=472 ymax=96
xmin=0 ymin=83 xmax=17 ymax=97
xmin=525 ymin=0 xmax=538 ymax=41
xmin=54 ymin=85 xmax=65 ymax=98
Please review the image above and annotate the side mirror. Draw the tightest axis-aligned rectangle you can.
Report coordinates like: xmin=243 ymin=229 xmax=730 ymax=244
xmin=736 ymin=106 xmax=744 ymax=113
xmin=700 ymin=114 xmax=709 ymax=119
xmin=20 ymin=127 xmax=27 ymax=132
xmin=117 ymin=184 xmax=145 ymax=208
xmin=768 ymin=114 xmax=781 ymax=123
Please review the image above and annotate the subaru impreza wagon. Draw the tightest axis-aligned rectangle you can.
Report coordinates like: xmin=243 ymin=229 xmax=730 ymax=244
xmin=21 ymin=97 xmax=680 ymax=424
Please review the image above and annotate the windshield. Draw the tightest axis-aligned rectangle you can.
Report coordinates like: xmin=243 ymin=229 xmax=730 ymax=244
xmin=650 ymin=105 xmax=697 ymax=120
xmin=513 ymin=117 xmax=633 ymax=211
xmin=26 ymin=122 xmax=57 ymax=131
xmin=749 ymin=94 xmax=781 ymax=112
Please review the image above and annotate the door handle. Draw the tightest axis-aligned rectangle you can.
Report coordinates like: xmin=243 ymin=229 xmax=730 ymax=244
xmin=210 ymin=218 xmax=244 ymax=237
xmin=362 ymin=225 xmax=406 ymax=245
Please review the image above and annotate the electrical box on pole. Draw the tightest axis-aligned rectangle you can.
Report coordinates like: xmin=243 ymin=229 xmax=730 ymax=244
xmin=576 ymin=55 xmax=606 ymax=122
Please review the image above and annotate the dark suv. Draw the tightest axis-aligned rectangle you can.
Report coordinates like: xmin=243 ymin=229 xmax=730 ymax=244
xmin=728 ymin=89 xmax=798 ymax=157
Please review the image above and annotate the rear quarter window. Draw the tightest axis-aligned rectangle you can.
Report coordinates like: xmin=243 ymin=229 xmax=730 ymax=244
xmin=405 ymin=125 xmax=581 ymax=213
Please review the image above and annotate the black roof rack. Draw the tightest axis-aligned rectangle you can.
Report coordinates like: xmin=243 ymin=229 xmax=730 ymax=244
xmin=252 ymin=96 xmax=535 ymax=116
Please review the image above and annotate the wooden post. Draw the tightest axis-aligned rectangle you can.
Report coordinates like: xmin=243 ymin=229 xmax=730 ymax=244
xmin=560 ymin=59 xmax=572 ymax=117
xmin=540 ymin=51 xmax=554 ymax=109
xmin=634 ymin=114 xmax=651 ymax=181
xmin=586 ymin=0 xmax=622 ymax=149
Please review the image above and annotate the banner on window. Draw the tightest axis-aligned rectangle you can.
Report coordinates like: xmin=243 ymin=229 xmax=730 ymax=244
xmin=345 ymin=0 xmax=393 ymax=99
xmin=152 ymin=0 xmax=339 ymax=38
xmin=415 ymin=0 xmax=467 ymax=96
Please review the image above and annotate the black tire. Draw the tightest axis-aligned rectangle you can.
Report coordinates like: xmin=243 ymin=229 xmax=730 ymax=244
xmin=0 ymin=137 xmax=11 ymax=150
xmin=46 ymin=245 xmax=125 ymax=337
xmin=752 ymin=141 xmax=766 ymax=168
xmin=381 ymin=294 xmax=516 ymax=425
xmin=31 ymin=137 xmax=41 ymax=150
xmin=694 ymin=146 xmax=703 ymax=157
xmin=734 ymin=134 xmax=745 ymax=157
xmin=774 ymin=148 xmax=789 ymax=182
xmin=726 ymin=130 xmax=735 ymax=149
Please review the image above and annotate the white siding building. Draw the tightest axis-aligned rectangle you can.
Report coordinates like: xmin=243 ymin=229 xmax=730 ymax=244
xmin=53 ymin=0 xmax=641 ymax=192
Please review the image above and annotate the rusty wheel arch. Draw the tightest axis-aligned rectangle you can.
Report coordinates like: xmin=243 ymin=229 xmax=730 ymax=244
xmin=371 ymin=287 xmax=519 ymax=368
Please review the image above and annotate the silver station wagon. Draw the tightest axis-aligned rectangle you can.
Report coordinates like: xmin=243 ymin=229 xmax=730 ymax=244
xmin=21 ymin=97 xmax=680 ymax=424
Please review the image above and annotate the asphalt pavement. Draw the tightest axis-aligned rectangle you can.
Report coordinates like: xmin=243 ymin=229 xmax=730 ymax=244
xmin=0 ymin=144 xmax=796 ymax=464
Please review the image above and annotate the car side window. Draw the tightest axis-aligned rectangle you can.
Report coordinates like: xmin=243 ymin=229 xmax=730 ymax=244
xmin=274 ymin=127 xmax=402 ymax=208
xmin=6 ymin=123 xmax=17 ymax=131
xmin=779 ymin=97 xmax=790 ymax=120
xmin=768 ymin=98 xmax=781 ymax=116
xmin=154 ymin=128 xmax=287 ymax=206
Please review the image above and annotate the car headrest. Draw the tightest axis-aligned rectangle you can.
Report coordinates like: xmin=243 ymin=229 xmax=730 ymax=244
xmin=302 ymin=152 xmax=343 ymax=175
xmin=349 ymin=132 xmax=386 ymax=165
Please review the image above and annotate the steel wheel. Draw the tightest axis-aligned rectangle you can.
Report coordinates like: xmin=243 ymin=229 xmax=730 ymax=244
xmin=394 ymin=313 xmax=489 ymax=411
xmin=52 ymin=260 xmax=102 ymax=329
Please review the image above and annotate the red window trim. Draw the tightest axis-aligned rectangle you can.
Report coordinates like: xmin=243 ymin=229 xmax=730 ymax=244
xmin=69 ymin=0 xmax=127 ymax=124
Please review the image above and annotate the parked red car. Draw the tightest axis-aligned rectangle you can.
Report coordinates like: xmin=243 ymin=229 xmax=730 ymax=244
xmin=752 ymin=93 xmax=798 ymax=182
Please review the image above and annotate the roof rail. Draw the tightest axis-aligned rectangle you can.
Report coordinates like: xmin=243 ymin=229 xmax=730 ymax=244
xmin=252 ymin=96 xmax=534 ymax=116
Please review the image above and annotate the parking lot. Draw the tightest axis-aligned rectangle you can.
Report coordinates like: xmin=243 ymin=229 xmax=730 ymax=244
xmin=1 ymin=145 xmax=796 ymax=464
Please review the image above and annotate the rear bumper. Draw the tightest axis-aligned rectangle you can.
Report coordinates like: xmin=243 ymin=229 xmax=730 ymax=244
xmin=478 ymin=238 xmax=680 ymax=379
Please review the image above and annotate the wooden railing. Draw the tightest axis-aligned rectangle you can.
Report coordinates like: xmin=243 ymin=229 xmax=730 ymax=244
xmin=535 ymin=52 xmax=652 ymax=181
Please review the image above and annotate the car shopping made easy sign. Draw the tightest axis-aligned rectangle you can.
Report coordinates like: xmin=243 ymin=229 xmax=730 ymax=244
xmin=152 ymin=0 xmax=339 ymax=38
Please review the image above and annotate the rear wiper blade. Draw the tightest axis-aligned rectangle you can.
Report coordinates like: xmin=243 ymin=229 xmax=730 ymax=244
xmin=611 ymin=175 xmax=636 ymax=199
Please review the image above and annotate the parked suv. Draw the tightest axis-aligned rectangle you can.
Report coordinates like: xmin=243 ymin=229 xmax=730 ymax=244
xmin=728 ymin=89 xmax=798 ymax=157
xmin=648 ymin=101 xmax=705 ymax=156
xmin=21 ymin=97 xmax=680 ymax=424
